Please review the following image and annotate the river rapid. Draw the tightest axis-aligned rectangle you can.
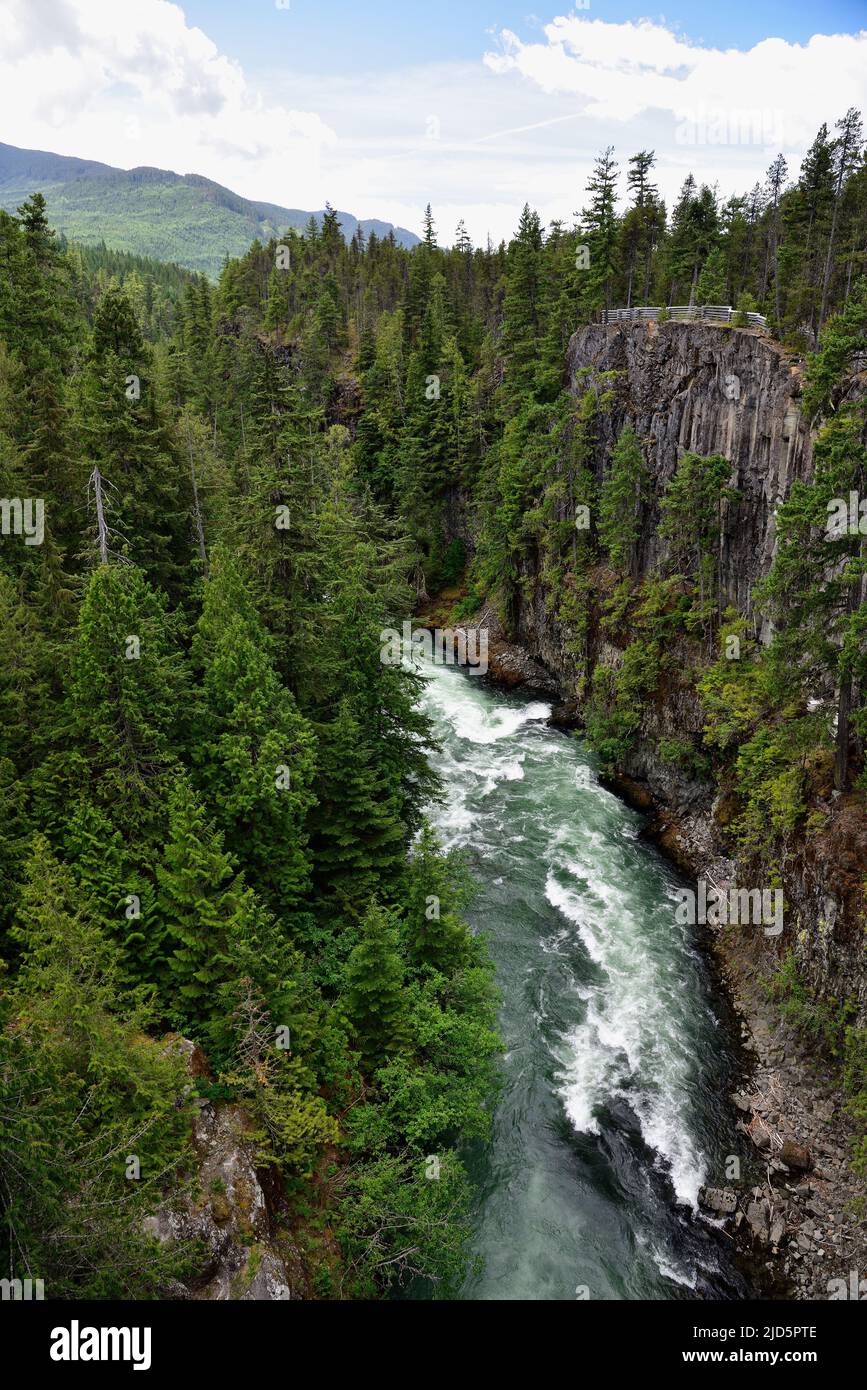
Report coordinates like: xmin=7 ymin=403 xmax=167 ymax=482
xmin=417 ymin=658 xmax=752 ymax=1301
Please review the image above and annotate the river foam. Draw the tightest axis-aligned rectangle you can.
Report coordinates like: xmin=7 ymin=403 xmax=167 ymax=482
xmin=417 ymin=658 xmax=745 ymax=1298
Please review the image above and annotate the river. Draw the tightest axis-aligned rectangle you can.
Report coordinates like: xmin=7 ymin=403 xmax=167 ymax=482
xmin=417 ymin=658 xmax=752 ymax=1301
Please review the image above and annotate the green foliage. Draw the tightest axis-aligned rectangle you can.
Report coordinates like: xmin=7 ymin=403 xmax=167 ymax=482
xmin=599 ymin=423 xmax=648 ymax=572
xmin=585 ymin=637 xmax=661 ymax=770
xmin=59 ymin=564 xmax=187 ymax=841
xmin=1 ymin=839 xmax=195 ymax=1297
xmin=191 ymin=545 xmax=316 ymax=914
xmin=765 ymin=951 xmax=852 ymax=1050
xmin=342 ymin=903 xmax=410 ymax=1070
xmin=336 ymin=1150 xmax=478 ymax=1297
xmin=656 ymin=737 xmax=711 ymax=779
xmin=3 ymin=117 xmax=866 ymax=1297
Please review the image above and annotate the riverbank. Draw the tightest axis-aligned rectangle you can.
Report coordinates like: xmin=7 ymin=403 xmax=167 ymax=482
xmin=417 ymin=651 xmax=752 ymax=1299
xmin=424 ymin=604 xmax=866 ymax=1301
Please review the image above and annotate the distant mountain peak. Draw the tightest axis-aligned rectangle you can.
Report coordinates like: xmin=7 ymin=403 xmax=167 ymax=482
xmin=0 ymin=141 xmax=420 ymax=276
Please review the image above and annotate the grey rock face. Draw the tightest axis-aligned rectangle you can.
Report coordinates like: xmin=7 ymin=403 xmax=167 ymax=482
xmin=145 ymin=1042 xmax=303 ymax=1300
xmin=564 ymin=322 xmax=811 ymax=629
xmin=471 ymin=321 xmax=867 ymax=1300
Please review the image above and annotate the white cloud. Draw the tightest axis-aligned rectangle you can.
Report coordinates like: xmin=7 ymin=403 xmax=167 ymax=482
xmin=483 ymin=17 xmax=867 ymax=151
xmin=0 ymin=0 xmax=336 ymax=206
xmin=1 ymin=3 xmax=865 ymax=248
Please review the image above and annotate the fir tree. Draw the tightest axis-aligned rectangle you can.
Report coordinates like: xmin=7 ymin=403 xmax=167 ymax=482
xmin=342 ymin=901 xmax=409 ymax=1069
xmin=599 ymin=423 xmax=649 ymax=573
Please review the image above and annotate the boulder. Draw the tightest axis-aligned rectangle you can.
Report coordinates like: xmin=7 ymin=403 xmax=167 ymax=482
xmin=144 ymin=1040 xmax=303 ymax=1300
xmin=699 ymin=1186 xmax=738 ymax=1215
xmin=780 ymin=1140 xmax=812 ymax=1172
xmin=746 ymin=1199 xmax=770 ymax=1241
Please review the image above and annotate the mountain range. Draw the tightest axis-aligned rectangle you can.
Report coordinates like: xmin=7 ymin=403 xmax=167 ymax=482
xmin=0 ymin=141 xmax=420 ymax=277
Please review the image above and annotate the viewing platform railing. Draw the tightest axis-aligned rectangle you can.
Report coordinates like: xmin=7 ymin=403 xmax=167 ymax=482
xmin=602 ymin=305 xmax=768 ymax=330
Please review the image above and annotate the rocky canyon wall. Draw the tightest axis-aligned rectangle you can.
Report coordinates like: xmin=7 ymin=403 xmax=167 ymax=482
xmin=500 ymin=321 xmax=864 ymax=1017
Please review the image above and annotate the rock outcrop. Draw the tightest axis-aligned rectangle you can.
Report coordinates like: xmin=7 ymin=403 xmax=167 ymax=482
xmin=565 ymin=321 xmax=811 ymax=625
xmin=144 ymin=1039 xmax=306 ymax=1300
xmin=503 ymin=321 xmax=864 ymax=1012
xmin=454 ymin=320 xmax=866 ymax=1299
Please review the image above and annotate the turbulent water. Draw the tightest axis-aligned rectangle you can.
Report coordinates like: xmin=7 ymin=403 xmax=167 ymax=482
xmin=417 ymin=658 xmax=751 ymax=1301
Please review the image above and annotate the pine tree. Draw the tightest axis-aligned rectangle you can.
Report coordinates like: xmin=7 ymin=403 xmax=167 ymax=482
xmin=403 ymin=823 xmax=473 ymax=974
xmin=309 ymin=696 xmax=406 ymax=919
xmin=156 ymin=775 xmax=305 ymax=1048
xmin=818 ymin=109 xmax=864 ymax=330
xmin=80 ymin=282 xmax=191 ymax=590
xmin=762 ymin=154 xmax=788 ymax=323
xmin=342 ymin=901 xmax=409 ymax=1069
xmin=784 ymin=123 xmax=835 ymax=334
xmin=62 ymin=563 xmax=187 ymax=840
xmin=623 ymin=150 xmax=660 ymax=305
xmin=599 ymin=424 xmax=649 ymax=573
xmin=579 ymin=147 xmax=620 ymax=313
xmin=695 ymin=245 xmax=728 ymax=304
xmin=501 ymin=204 xmax=544 ymax=401
xmin=422 ymin=204 xmax=437 ymax=249
xmin=759 ymin=280 xmax=867 ymax=788
xmin=454 ymin=219 xmax=472 ymax=254
xmin=191 ymin=544 xmax=317 ymax=915
xmin=2 ymin=836 xmax=193 ymax=1298
xmin=659 ymin=451 xmax=733 ymax=627
xmin=666 ymin=180 xmax=719 ymax=306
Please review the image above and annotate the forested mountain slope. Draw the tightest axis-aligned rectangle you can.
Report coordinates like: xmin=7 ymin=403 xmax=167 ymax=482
xmin=0 ymin=105 xmax=865 ymax=1297
xmin=0 ymin=141 xmax=420 ymax=276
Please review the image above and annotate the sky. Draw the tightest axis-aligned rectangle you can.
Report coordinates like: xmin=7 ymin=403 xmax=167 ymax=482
xmin=2 ymin=0 xmax=866 ymax=245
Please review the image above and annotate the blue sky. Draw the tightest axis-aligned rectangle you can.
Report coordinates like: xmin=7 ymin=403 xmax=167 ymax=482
xmin=2 ymin=1 xmax=866 ymax=244
xmin=180 ymin=1 xmax=867 ymax=72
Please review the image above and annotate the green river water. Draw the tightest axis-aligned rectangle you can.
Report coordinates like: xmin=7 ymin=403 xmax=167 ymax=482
xmin=417 ymin=658 xmax=752 ymax=1301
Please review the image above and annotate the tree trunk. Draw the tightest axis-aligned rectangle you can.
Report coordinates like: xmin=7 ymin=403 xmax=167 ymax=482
xmin=835 ymin=670 xmax=852 ymax=792
xmin=90 ymin=466 xmax=109 ymax=565
xmin=187 ymin=438 xmax=208 ymax=578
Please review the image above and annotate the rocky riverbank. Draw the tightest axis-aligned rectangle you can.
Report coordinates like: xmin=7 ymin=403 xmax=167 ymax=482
xmin=700 ymin=949 xmax=867 ymax=1300
xmin=440 ymin=608 xmax=866 ymax=1300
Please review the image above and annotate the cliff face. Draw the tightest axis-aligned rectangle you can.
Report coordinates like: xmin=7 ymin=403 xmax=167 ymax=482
xmin=500 ymin=321 xmax=864 ymax=1017
xmin=145 ymin=1039 xmax=309 ymax=1301
xmin=513 ymin=321 xmax=809 ymax=666
xmin=466 ymin=319 xmax=867 ymax=1293
xmin=568 ymin=322 xmax=810 ymax=624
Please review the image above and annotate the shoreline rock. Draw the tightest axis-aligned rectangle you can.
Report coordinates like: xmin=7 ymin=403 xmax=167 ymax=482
xmin=452 ymin=636 xmax=866 ymax=1300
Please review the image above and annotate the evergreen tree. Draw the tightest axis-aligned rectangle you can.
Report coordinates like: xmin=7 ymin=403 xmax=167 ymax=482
xmin=58 ymin=563 xmax=186 ymax=842
xmin=579 ymin=147 xmax=620 ymax=312
xmin=599 ymin=423 xmax=649 ymax=573
xmin=342 ymin=902 xmax=409 ymax=1069
xmin=1 ymin=837 xmax=193 ymax=1298
xmin=501 ymin=204 xmax=544 ymax=400
xmin=191 ymin=544 xmax=317 ymax=914
xmin=80 ymin=282 xmax=191 ymax=590
xmin=818 ymin=109 xmax=864 ymax=330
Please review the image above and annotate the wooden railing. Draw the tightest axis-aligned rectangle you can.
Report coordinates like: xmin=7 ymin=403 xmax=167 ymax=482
xmin=602 ymin=305 xmax=768 ymax=329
